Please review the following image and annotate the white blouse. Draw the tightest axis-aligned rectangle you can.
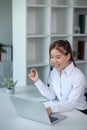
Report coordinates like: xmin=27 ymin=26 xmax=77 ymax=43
xmin=35 ymin=62 xmax=87 ymax=113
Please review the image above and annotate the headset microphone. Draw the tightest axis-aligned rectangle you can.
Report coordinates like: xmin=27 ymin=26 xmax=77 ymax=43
xmin=47 ymin=65 xmax=53 ymax=87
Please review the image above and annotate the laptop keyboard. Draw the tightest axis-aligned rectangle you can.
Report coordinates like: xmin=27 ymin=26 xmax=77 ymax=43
xmin=49 ymin=116 xmax=58 ymax=123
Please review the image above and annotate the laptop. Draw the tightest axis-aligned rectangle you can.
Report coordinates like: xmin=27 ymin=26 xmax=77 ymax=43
xmin=10 ymin=96 xmax=67 ymax=125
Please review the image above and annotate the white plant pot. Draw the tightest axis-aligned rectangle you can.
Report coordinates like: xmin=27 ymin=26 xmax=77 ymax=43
xmin=6 ymin=88 xmax=15 ymax=94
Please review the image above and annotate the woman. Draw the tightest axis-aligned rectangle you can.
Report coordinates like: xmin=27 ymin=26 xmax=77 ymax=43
xmin=28 ymin=40 xmax=87 ymax=115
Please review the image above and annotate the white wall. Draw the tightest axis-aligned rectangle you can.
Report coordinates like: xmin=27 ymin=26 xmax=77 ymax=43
xmin=0 ymin=0 xmax=12 ymax=87
xmin=0 ymin=0 xmax=12 ymax=45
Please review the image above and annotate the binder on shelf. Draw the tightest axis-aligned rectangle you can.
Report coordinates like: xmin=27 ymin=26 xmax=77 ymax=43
xmin=0 ymin=45 xmax=13 ymax=61
xmin=85 ymin=15 xmax=87 ymax=33
xmin=79 ymin=14 xmax=87 ymax=34
xmin=0 ymin=52 xmax=1 ymax=61
xmin=78 ymin=40 xmax=87 ymax=60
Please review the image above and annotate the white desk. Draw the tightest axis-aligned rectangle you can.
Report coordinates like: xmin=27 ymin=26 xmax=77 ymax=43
xmin=0 ymin=87 xmax=87 ymax=130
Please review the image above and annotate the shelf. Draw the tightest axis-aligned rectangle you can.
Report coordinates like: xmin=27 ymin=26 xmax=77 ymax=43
xmin=26 ymin=37 xmax=49 ymax=67
xmin=51 ymin=0 xmax=71 ymax=6
xmin=26 ymin=34 xmax=49 ymax=38
xmin=75 ymin=60 xmax=87 ymax=64
xmin=51 ymin=34 xmax=72 ymax=37
xmin=51 ymin=5 xmax=70 ymax=8
xmin=26 ymin=0 xmax=48 ymax=5
xmin=73 ymin=0 xmax=87 ymax=6
xmin=27 ymin=7 xmax=50 ymax=35
xmin=27 ymin=60 xmax=49 ymax=68
xmin=73 ymin=34 xmax=87 ymax=37
xmin=27 ymin=5 xmax=48 ymax=8
xmin=74 ymin=6 xmax=87 ymax=9
xmin=51 ymin=7 xmax=73 ymax=35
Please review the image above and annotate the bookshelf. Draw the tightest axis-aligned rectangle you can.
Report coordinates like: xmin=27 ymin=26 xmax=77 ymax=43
xmin=12 ymin=0 xmax=87 ymax=88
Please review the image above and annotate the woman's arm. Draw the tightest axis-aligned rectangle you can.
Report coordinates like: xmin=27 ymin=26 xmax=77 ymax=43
xmin=35 ymin=79 xmax=56 ymax=100
xmin=28 ymin=68 xmax=56 ymax=100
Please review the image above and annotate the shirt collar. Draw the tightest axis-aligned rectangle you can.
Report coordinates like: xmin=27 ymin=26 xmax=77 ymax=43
xmin=63 ymin=62 xmax=75 ymax=76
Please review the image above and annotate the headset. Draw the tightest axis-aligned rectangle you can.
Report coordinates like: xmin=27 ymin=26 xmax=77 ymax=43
xmin=47 ymin=65 xmax=53 ymax=87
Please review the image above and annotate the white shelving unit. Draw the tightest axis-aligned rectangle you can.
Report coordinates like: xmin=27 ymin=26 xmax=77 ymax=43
xmin=12 ymin=0 xmax=87 ymax=87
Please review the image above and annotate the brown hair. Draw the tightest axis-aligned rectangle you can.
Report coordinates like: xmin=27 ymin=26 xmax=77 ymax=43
xmin=49 ymin=40 xmax=76 ymax=66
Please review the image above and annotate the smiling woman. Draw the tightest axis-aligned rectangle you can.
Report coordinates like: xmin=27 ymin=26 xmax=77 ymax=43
xmin=28 ymin=40 xmax=87 ymax=115
xmin=49 ymin=40 xmax=76 ymax=68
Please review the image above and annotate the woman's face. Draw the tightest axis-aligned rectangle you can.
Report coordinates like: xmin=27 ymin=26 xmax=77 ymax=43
xmin=50 ymin=48 xmax=70 ymax=71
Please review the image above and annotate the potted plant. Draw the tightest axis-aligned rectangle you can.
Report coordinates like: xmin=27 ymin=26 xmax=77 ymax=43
xmin=0 ymin=77 xmax=17 ymax=94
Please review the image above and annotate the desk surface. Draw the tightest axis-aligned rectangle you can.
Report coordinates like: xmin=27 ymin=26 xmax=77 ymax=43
xmin=0 ymin=87 xmax=87 ymax=130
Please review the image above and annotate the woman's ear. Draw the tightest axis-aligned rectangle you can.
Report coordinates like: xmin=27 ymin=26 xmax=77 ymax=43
xmin=66 ymin=54 xmax=71 ymax=61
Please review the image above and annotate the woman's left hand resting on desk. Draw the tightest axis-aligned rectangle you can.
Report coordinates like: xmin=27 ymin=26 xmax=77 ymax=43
xmin=46 ymin=107 xmax=52 ymax=115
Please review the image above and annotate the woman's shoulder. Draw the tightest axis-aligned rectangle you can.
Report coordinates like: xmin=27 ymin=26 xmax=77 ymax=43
xmin=73 ymin=66 xmax=86 ymax=81
xmin=75 ymin=66 xmax=84 ymax=75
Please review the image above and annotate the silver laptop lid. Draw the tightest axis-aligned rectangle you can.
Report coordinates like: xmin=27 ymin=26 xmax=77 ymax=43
xmin=10 ymin=96 xmax=67 ymax=125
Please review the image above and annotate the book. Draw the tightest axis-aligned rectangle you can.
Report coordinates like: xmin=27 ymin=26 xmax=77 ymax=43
xmin=1 ymin=47 xmax=7 ymax=61
xmin=85 ymin=15 xmax=87 ymax=33
xmin=0 ymin=52 xmax=1 ymax=61
xmin=1 ymin=45 xmax=12 ymax=61
xmin=78 ymin=40 xmax=87 ymax=60
xmin=79 ymin=14 xmax=87 ymax=34
xmin=84 ymin=41 xmax=87 ymax=60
